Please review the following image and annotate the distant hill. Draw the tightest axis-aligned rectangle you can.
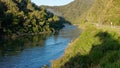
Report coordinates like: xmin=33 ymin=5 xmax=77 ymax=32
xmin=0 ymin=0 xmax=65 ymax=36
xmin=45 ymin=0 xmax=120 ymax=25
xmin=45 ymin=0 xmax=95 ymax=22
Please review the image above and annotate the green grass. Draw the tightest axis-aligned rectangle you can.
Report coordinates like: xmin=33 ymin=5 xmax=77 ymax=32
xmin=52 ymin=24 xmax=120 ymax=68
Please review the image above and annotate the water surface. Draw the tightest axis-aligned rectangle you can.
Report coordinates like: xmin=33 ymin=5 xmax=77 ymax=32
xmin=0 ymin=25 xmax=80 ymax=68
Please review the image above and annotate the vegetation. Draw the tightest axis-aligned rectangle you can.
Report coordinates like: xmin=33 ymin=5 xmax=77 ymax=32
xmin=45 ymin=0 xmax=120 ymax=68
xmin=45 ymin=0 xmax=95 ymax=22
xmin=79 ymin=0 xmax=120 ymax=25
xmin=52 ymin=23 xmax=120 ymax=68
xmin=1 ymin=0 xmax=120 ymax=68
xmin=51 ymin=0 xmax=120 ymax=67
xmin=0 ymin=0 xmax=66 ymax=37
xmin=46 ymin=0 xmax=120 ymax=25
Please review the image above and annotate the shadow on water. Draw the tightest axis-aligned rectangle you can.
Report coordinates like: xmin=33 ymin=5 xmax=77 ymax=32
xmin=0 ymin=33 xmax=51 ymax=56
xmin=62 ymin=31 xmax=120 ymax=68
xmin=0 ymin=24 xmax=81 ymax=68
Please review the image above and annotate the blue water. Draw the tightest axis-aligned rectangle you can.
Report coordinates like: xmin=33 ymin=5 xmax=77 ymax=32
xmin=0 ymin=25 xmax=80 ymax=68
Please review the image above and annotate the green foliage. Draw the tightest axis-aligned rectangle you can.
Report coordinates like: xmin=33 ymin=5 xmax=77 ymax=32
xmin=51 ymin=0 xmax=120 ymax=67
xmin=53 ymin=15 xmax=60 ymax=22
xmin=0 ymin=0 xmax=65 ymax=36
xmin=52 ymin=24 xmax=120 ymax=68
xmin=81 ymin=0 xmax=120 ymax=25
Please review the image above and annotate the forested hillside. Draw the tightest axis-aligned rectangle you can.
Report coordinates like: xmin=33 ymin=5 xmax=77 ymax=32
xmin=0 ymin=0 xmax=65 ymax=36
xmin=45 ymin=0 xmax=95 ymax=22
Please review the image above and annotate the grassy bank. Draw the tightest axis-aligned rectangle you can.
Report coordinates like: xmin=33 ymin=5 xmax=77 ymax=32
xmin=52 ymin=23 xmax=120 ymax=68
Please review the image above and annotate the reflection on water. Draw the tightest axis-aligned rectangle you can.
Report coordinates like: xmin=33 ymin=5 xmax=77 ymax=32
xmin=0 ymin=34 xmax=51 ymax=56
xmin=0 ymin=25 xmax=81 ymax=68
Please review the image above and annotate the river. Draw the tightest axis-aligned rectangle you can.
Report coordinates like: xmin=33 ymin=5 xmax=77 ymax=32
xmin=0 ymin=25 xmax=81 ymax=68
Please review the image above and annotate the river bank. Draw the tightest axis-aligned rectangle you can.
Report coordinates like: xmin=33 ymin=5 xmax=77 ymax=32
xmin=52 ymin=23 xmax=120 ymax=68
xmin=0 ymin=25 xmax=80 ymax=68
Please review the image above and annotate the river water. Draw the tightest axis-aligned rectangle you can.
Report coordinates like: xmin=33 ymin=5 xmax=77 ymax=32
xmin=0 ymin=25 xmax=80 ymax=68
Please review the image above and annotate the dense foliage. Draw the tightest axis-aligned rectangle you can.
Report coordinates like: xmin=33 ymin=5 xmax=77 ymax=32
xmin=0 ymin=0 xmax=65 ymax=36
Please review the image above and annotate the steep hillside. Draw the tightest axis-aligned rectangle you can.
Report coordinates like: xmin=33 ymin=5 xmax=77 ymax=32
xmin=45 ymin=0 xmax=95 ymax=22
xmin=52 ymin=0 xmax=120 ymax=68
xmin=0 ymin=0 xmax=65 ymax=37
xmin=45 ymin=0 xmax=120 ymax=25
xmin=79 ymin=0 xmax=120 ymax=25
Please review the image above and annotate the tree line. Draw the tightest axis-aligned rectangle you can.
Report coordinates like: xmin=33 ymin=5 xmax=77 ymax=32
xmin=0 ymin=0 xmax=67 ymax=37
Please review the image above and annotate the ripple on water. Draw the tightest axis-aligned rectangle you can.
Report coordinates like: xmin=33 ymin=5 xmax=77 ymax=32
xmin=0 ymin=25 xmax=81 ymax=68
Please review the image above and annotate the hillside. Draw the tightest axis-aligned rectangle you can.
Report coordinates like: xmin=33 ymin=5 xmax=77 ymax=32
xmin=79 ymin=0 xmax=120 ymax=25
xmin=52 ymin=0 xmax=120 ymax=68
xmin=0 ymin=0 xmax=65 ymax=37
xmin=45 ymin=0 xmax=120 ymax=25
xmin=45 ymin=0 xmax=95 ymax=22
xmin=52 ymin=23 xmax=120 ymax=68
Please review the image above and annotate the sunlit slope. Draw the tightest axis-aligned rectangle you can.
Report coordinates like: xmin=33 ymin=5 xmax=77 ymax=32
xmin=45 ymin=0 xmax=95 ymax=22
xmin=79 ymin=0 xmax=120 ymax=25
xmin=52 ymin=23 xmax=120 ymax=68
